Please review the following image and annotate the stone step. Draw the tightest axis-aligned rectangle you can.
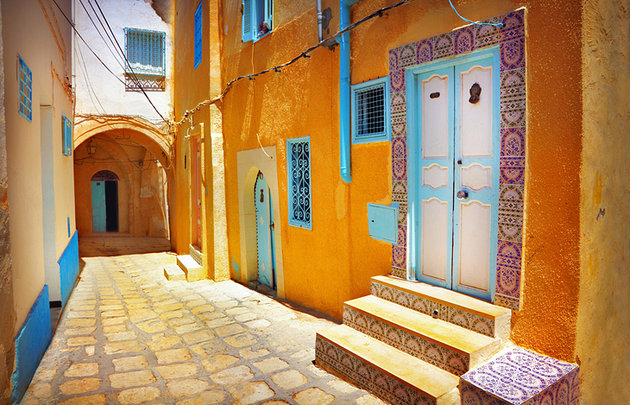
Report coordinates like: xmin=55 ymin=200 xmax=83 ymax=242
xmin=371 ymin=275 xmax=511 ymax=339
xmin=176 ymin=255 xmax=204 ymax=282
xmin=343 ymin=295 xmax=500 ymax=376
xmin=316 ymin=324 xmax=459 ymax=405
xmin=163 ymin=264 xmax=185 ymax=281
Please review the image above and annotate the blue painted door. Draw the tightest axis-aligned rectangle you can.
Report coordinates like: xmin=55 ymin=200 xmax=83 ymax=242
xmin=413 ymin=50 xmax=499 ymax=301
xmin=255 ymin=172 xmax=274 ymax=288
xmin=91 ymin=180 xmax=106 ymax=232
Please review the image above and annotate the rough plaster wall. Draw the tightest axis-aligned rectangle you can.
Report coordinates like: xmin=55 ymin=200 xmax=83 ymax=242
xmin=577 ymin=0 xmax=630 ymax=402
xmin=0 ymin=5 xmax=16 ymax=403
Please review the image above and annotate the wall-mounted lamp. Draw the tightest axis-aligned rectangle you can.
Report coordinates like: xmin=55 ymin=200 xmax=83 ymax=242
xmin=87 ymin=142 xmax=96 ymax=155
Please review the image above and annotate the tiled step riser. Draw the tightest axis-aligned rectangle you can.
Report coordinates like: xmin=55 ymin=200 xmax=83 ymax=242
xmin=343 ymin=306 xmax=470 ymax=376
xmin=315 ymin=335 xmax=453 ymax=405
xmin=371 ymin=281 xmax=502 ymax=338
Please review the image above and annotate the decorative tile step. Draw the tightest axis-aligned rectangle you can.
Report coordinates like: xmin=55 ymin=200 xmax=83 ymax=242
xmin=344 ymin=295 xmax=500 ymax=376
xmin=316 ymin=324 xmax=460 ymax=405
xmin=371 ymin=275 xmax=511 ymax=339
xmin=460 ymin=347 xmax=579 ymax=404
xmin=163 ymin=264 xmax=185 ymax=281
xmin=176 ymin=255 xmax=204 ymax=282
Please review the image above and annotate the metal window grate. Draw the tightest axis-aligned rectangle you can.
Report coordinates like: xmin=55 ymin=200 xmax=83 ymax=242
xmin=18 ymin=55 xmax=32 ymax=122
xmin=288 ymin=138 xmax=311 ymax=229
xmin=355 ymin=84 xmax=385 ymax=137
xmin=124 ymin=28 xmax=166 ymax=76
xmin=194 ymin=1 xmax=202 ymax=68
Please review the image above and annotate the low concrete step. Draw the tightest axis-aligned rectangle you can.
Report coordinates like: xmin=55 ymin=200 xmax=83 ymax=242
xmin=371 ymin=275 xmax=511 ymax=339
xmin=316 ymin=324 xmax=459 ymax=405
xmin=176 ymin=255 xmax=204 ymax=282
xmin=344 ymin=295 xmax=500 ymax=376
xmin=163 ymin=264 xmax=185 ymax=281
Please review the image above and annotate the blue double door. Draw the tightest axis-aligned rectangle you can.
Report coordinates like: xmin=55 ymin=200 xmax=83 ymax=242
xmin=411 ymin=50 xmax=500 ymax=301
xmin=255 ymin=172 xmax=276 ymax=289
xmin=91 ymin=178 xmax=118 ymax=232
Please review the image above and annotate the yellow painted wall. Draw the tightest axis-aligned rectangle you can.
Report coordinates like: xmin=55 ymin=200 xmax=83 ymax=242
xmin=215 ymin=0 xmax=584 ymax=359
xmin=1 ymin=0 xmax=75 ymax=329
xmin=576 ymin=0 xmax=630 ymax=402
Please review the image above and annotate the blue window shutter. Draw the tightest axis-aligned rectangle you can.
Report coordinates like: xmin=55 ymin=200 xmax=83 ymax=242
xmin=265 ymin=0 xmax=273 ymax=30
xmin=194 ymin=1 xmax=202 ymax=68
xmin=242 ymin=0 xmax=253 ymax=42
xmin=62 ymin=115 xmax=72 ymax=156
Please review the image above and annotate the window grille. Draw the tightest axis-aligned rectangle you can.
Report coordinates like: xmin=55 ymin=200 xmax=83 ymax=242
xmin=351 ymin=77 xmax=391 ymax=144
xmin=18 ymin=55 xmax=32 ymax=122
xmin=287 ymin=136 xmax=312 ymax=229
xmin=242 ymin=0 xmax=273 ymax=42
xmin=124 ymin=28 xmax=166 ymax=76
xmin=194 ymin=1 xmax=202 ymax=69
xmin=61 ymin=115 xmax=72 ymax=156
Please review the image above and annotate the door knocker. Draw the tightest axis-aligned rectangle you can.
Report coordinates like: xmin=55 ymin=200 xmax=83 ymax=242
xmin=469 ymin=83 xmax=481 ymax=104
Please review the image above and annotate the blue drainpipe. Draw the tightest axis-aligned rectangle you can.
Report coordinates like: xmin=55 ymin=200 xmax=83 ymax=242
xmin=338 ymin=0 xmax=358 ymax=184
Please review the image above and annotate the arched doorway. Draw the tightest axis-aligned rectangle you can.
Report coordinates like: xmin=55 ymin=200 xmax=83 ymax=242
xmin=91 ymin=170 xmax=119 ymax=232
xmin=254 ymin=171 xmax=276 ymax=289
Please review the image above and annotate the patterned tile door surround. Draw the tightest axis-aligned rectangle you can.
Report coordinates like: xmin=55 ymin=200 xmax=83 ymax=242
xmin=460 ymin=347 xmax=580 ymax=405
xmin=390 ymin=9 xmax=526 ymax=310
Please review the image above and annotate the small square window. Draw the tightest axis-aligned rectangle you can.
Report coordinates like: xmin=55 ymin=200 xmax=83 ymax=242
xmin=61 ymin=115 xmax=72 ymax=156
xmin=18 ymin=55 xmax=32 ymax=122
xmin=242 ymin=0 xmax=273 ymax=42
xmin=194 ymin=1 xmax=202 ymax=69
xmin=351 ymin=77 xmax=391 ymax=144
xmin=287 ymin=136 xmax=312 ymax=230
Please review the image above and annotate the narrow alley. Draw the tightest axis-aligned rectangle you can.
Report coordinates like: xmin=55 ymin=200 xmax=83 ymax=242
xmin=20 ymin=253 xmax=383 ymax=405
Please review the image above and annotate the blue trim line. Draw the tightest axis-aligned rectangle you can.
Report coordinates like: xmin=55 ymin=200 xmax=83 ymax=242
xmin=11 ymin=285 xmax=52 ymax=403
xmin=58 ymin=231 xmax=80 ymax=308
xmin=339 ymin=1 xmax=352 ymax=183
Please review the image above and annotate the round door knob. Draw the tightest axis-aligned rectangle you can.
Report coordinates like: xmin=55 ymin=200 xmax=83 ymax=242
xmin=456 ymin=190 xmax=469 ymax=200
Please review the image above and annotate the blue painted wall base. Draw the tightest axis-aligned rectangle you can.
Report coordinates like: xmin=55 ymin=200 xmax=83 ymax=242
xmin=11 ymin=285 xmax=52 ymax=403
xmin=58 ymin=231 xmax=79 ymax=308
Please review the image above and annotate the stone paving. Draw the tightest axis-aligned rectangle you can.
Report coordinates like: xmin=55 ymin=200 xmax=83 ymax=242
xmin=22 ymin=253 xmax=386 ymax=405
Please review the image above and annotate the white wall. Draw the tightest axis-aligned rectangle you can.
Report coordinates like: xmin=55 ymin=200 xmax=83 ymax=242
xmin=74 ymin=0 xmax=172 ymax=125
xmin=1 ymin=0 xmax=76 ymax=324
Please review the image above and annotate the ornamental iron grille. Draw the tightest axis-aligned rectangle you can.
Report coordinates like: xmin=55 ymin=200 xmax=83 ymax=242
xmin=351 ymin=77 xmax=390 ymax=144
xmin=18 ymin=55 xmax=32 ymax=122
xmin=287 ymin=137 xmax=311 ymax=229
xmin=124 ymin=28 xmax=166 ymax=76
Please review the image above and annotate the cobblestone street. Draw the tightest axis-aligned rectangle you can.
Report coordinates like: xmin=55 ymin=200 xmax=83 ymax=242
xmin=22 ymin=253 xmax=384 ymax=405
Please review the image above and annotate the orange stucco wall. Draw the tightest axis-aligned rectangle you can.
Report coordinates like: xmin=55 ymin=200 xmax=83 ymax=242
xmin=173 ymin=0 xmax=583 ymax=362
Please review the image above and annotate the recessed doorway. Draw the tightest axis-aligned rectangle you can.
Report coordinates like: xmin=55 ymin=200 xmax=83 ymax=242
xmin=91 ymin=170 xmax=119 ymax=232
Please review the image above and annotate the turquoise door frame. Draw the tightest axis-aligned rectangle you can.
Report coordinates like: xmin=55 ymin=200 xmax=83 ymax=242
xmin=91 ymin=180 xmax=106 ymax=232
xmin=406 ymin=47 xmax=500 ymax=302
xmin=255 ymin=172 xmax=275 ymax=288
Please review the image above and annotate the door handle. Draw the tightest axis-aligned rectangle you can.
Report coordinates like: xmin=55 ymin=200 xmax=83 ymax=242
xmin=456 ymin=190 xmax=469 ymax=200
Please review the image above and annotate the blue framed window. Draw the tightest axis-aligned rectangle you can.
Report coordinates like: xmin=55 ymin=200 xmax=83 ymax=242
xmin=18 ymin=55 xmax=32 ymax=122
xmin=61 ymin=115 xmax=72 ymax=156
xmin=124 ymin=28 xmax=166 ymax=76
xmin=351 ymin=77 xmax=391 ymax=144
xmin=287 ymin=136 xmax=312 ymax=230
xmin=194 ymin=1 xmax=202 ymax=69
xmin=242 ymin=0 xmax=273 ymax=42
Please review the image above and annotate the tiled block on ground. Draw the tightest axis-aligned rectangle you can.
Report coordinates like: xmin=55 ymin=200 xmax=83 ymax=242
xmin=460 ymin=347 xmax=579 ymax=404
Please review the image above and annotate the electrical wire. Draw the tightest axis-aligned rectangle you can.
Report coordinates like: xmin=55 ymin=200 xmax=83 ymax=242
xmin=448 ymin=0 xmax=504 ymax=27
xmin=76 ymin=0 xmax=125 ymax=71
xmin=50 ymin=0 xmax=126 ymax=87
xmin=172 ymin=0 xmax=412 ymax=128
xmin=90 ymin=0 xmax=168 ymax=124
